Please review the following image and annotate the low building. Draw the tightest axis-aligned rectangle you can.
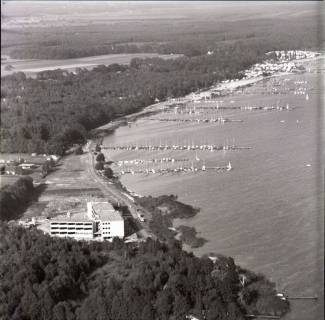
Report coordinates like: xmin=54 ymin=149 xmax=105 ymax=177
xmin=18 ymin=163 xmax=37 ymax=170
xmin=50 ymin=201 xmax=124 ymax=241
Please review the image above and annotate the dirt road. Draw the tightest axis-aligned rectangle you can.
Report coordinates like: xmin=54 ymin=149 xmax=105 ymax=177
xmin=81 ymin=141 xmax=154 ymax=240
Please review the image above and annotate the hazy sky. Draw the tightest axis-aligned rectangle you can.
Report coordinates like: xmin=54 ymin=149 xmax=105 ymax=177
xmin=1 ymin=1 xmax=320 ymax=18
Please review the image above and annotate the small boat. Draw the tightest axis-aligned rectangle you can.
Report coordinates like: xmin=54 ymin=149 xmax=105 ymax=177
xmin=202 ymin=160 xmax=206 ymax=171
xmin=276 ymin=293 xmax=288 ymax=301
xmin=226 ymin=161 xmax=232 ymax=171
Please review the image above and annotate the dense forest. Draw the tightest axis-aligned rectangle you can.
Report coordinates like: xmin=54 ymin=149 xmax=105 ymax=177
xmin=135 ymin=194 xmax=207 ymax=248
xmin=0 ymin=176 xmax=35 ymax=221
xmin=1 ymin=41 xmax=272 ymax=155
xmin=0 ymin=223 xmax=289 ymax=320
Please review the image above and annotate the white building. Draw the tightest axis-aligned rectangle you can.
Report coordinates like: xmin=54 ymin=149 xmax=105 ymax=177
xmin=87 ymin=202 xmax=124 ymax=240
xmin=50 ymin=202 xmax=124 ymax=241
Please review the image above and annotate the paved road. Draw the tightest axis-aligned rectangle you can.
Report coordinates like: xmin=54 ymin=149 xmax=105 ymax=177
xmin=81 ymin=141 xmax=154 ymax=240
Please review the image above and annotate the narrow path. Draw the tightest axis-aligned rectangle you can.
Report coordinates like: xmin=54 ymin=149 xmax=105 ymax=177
xmin=81 ymin=141 xmax=154 ymax=240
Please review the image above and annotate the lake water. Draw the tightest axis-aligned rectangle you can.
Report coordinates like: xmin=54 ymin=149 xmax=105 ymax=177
xmin=102 ymin=61 xmax=323 ymax=320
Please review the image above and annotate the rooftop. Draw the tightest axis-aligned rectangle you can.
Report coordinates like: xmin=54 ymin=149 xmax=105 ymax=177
xmin=91 ymin=202 xmax=123 ymax=221
xmin=50 ymin=201 xmax=122 ymax=223
xmin=51 ymin=211 xmax=90 ymax=223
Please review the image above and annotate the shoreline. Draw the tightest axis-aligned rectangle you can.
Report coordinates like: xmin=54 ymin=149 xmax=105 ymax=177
xmin=93 ymin=62 xmax=316 ymax=136
xmin=90 ymin=55 xmax=321 ymax=248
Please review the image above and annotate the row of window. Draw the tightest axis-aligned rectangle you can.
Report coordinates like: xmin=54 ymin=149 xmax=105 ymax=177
xmin=51 ymin=226 xmax=93 ymax=230
xmin=51 ymin=222 xmax=93 ymax=225
xmin=51 ymin=231 xmax=93 ymax=235
xmin=51 ymin=231 xmax=93 ymax=237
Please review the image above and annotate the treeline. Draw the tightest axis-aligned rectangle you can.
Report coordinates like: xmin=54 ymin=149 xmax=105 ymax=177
xmin=0 ymin=176 xmax=34 ymax=221
xmin=136 ymin=194 xmax=202 ymax=246
xmin=1 ymin=41 xmax=266 ymax=155
xmin=0 ymin=223 xmax=289 ymax=320
xmin=136 ymin=194 xmax=199 ymax=220
xmin=1 ymin=24 xmax=320 ymax=156
xmin=5 ymin=13 xmax=320 ymax=60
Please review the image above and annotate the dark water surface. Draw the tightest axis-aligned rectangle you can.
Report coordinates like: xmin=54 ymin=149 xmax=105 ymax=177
xmin=103 ymin=65 xmax=323 ymax=320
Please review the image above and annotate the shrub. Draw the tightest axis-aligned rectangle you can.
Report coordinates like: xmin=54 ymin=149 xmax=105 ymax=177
xmin=95 ymin=162 xmax=104 ymax=170
xmin=96 ymin=153 xmax=105 ymax=162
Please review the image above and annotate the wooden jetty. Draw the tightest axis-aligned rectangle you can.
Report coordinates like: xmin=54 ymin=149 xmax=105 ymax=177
xmin=163 ymin=105 xmax=292 ymax=112
xmin=145 ymin=117 xmax=243 ymax=123
xmin=117 ymin=158 xmax=189 ymax=165
xmin=102 ymin=144 xmax=252 ymax=152
xmin=245 ymin=315 xmax=280 ymax=319
xmin=117 ymin=162 xmax=232 ymax=175
xmin=286 ymin=295 xmax=318 ymax=300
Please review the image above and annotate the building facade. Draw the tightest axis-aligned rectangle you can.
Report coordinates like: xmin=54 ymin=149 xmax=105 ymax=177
xmin=50 ymin=202 xmax=124 ymax=241
xmin=50 ymin=220 xmax=94 ymax=239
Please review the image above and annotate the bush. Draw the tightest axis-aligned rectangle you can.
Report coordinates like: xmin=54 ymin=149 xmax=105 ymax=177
xmin=0 ymin=176 xmax=34 ymax=221
xmin=75 ymin=145 xmax=84 ymax=155
xmin=0 ymin=223 xmax=290 ymax=320
xmin=95 ymin=162 xmax=104 ymax=170
xmin=103 ymin=167 xmax=114 ymax=178
xmin=96 ymin=153 xmax=105 ymax=162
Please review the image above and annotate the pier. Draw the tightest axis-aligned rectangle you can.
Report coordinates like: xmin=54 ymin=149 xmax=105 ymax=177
xmin=286 ymin=295 xmax=318 ymax=300
xmin=102 ymin=144 xmax=252 ymax=152
xmin=162 ymin=104 xmax=292 ymax=112
xmin=117 ymin=161 xmax=233 ymax=175
xmin=244 ymin=315 xmax=280 ymax=319
xmin=116 ymin=158 xmax=189 ymax=165
xmin=145 ymin=117 xmax=243 ymax=123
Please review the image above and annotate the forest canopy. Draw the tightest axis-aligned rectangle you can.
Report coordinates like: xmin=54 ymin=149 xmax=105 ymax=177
xmin=0 ymin=176 xmax=35 ymax=221
xmin=0 ymin=223 xmax=289 ymax=320
xmin=0 ymin=41 xmax=279 ymax=155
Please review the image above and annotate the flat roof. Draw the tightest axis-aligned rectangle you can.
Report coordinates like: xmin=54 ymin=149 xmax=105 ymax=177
xmin=50 ymin=202 xmax=123 ymax=223
xmin=51 ymin=211 xmax=91 ymax=223
xmin=92 ymin=202 xmax=123 ymax=221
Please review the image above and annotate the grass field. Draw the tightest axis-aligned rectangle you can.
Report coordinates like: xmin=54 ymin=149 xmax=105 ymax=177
xmin=23 ymin=152 xmax=104 ymax=219
xmin=1 ymin=53 xmax=182 ymax=77
xmin=1 ymin=2 xmax=319 ymax=62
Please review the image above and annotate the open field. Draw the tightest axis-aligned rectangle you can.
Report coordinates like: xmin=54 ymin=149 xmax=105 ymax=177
xmin=1 ymin=2 xmax=319 ymax=61
xmin=19 ymin=142 xmax=153 ymax=239
xmin=1 ymin=53 xmax=182 ymax=77
xmin=22 ymin=152 xmax=104 ymax=219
